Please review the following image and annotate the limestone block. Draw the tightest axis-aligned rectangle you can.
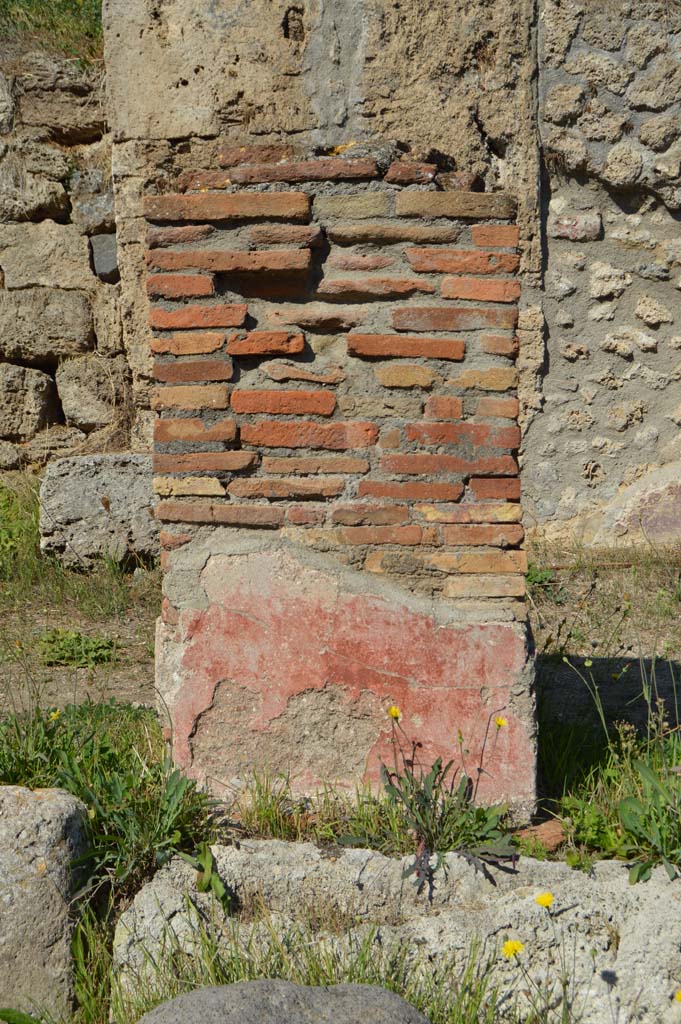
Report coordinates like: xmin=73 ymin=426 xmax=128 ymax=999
xmin=0 ymin=363 xmax=59 ymax=440
xmin=0 ymin=222 xmax=95 ymax=290
xmin=0 ymin=786 xmax=88 ymax=1017
xmin=639 ymin=114 xmax=679 ymax=152
xmin=0 ymin=288 xmax=93 ymax=366
xmin=627 ymin=54 xmax=681 ymax=111
xmin=547 ymin=208 xmax=601 ymax=241
xmin=543 ymin=84 xmax=586 ymax=125
xmin=17 ymin=90 xmax=104 ymax=144
xmin=115 ymin=841 xmax=681 ymax=1024
xmin=39 ymin=454 xmax=158 ymax=566
xmin=635 ymin=294 xmax=673 ymax=326
xmin=0 ymin=171 xmax=69 ymax=222
xmin=0 ymin=72 xmax=14 ymax=133
xmin=56 ymin=353 xmax=129 ymax=432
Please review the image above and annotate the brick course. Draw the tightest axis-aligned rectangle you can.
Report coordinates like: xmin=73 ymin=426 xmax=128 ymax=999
xmin=144 ymin=159 xmax=525 ymax=606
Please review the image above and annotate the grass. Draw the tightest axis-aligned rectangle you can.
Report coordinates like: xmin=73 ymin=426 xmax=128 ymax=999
xmin=108 ymin=911 xmax=504 ymax=1024
xmin=0 ymin=0 xmax=102 ymax=62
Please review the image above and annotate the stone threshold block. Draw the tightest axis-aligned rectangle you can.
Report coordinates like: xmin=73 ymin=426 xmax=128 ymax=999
xmin=158 ymin=530 xmax=536 ymax=813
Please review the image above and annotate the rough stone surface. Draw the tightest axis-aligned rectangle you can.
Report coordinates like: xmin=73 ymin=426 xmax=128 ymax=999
xmin=0 ymin=362 xmax=59 ymax=440
xmin=0 ymin=221 xmax=95 ymax=290
xmin=56 ymin=353 xmax=129 ymax=433
xmin=158 ymin=531 xmax=536 ymax=809
xmin=0 ymin=287 xmax=94 ymax=366
xmin=115 ymin=841 xmax=681 ymax=1024
xmin=0 ymin=786 xmax=88 ymax=1016
xmin=138 ymin=982 xmax=428 ymax=1024
xmin=40 ymin=454 xmax=158 ymax=566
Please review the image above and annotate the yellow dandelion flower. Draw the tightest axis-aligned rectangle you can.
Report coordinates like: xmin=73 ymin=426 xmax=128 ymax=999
xmin=535 ymin=891 xmax=554 ymax=908
xmin=502 ymin=939 xmax=524 ymax=959
xmin=388 ymin=705 xmax=401 ymax=721
xmin=675 ymin=990 xmax=681 ymax=1003
xmin=495 ymin=716 xmax=508 ymax=729
xmin=49 ymin=709 xmax=61 ymax=722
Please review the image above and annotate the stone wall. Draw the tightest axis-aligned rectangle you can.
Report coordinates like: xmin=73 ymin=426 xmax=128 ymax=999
xmin=0 ymin=45 xmax=134 ymax=470
xmin=147 ymin=153 xmax=535 ymax=807
xmin=522 ymin=0 xmax=681 ymax=543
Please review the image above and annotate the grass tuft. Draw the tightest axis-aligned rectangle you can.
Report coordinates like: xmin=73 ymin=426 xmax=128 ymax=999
xmin=0 ymin=0 xmax=102 ymax=62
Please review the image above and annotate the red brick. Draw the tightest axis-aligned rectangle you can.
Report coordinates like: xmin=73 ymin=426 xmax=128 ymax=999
xmin=154 ymin=359 xmax=233 ymax=383
xmin=384 ymin=161 xmax=437 ymax=184
xmin=154 ymin=417 xmax=237 ymax=443
xmin=177 ymin=170 xmax=232 ymax=191
xmin=286 ymin=506 xmax=326 ymax=525
xmin=328 ymin=253 xmax=395 ymax=270
xmin=405 ymin=423 xmax=521 ymax=449
xmin=159 ymin=530 xmax=192 ymax=549
xmin=230 ymin=389 xmax=336 ymax=416
xmin=227 ymin=331 xmax=305 ymax=356
xmin=327 ymin=223 xmax=459 ymax=245
xmin=153 ymin=452 xmax=256 ymax=473
xmin=269 ymin=304 xmax=367 ymax=330
xmin=481 ymin=334 xmax=519 ymax=357
xmin=143 ymin=192 xmax=310 ymax=222
xmin=441 ymin=524 xmax=525 ymax=546
xmin=231 ymin=158 xmax=379 ymax=184
xmin=150 ymin=304 xmax=247 ymax=330
xmin=317 ymin=277 xmax=435 ymax=299
xmin=476 ymin=397 xmax=519 ymax=419
xmin=248 ymin=224 xmax=323 ymax=248
xmin=381 ymin=454 xmax=518 ymax=475
xmin=147 ymin=225 xmax=214 ymax=248
xmin=358 ymin=481 xmax=464 ymax=501
xmin=380 ymin=427 xmax=401 ymax=448
xmin=219 ymin=143 xmax=296 ymax=167
xmin=470 ymin=478 xmax=521 ymax=500
xmin=416 ymin=549 xmax=527 ymax=573
xmin=414 ymin=501 xmax=522 ymax=523
xmin=151 ymin=384 xmax=229 ymax=410
xmin=241 ymin=421 xmax=378 ymax=450
xmin=441 ymin=277 xmax=521 ymax=303
xmin=228 ymin=476 xmax=345 ymax=499
xmin=471 ymin=224 xmax=520 ymax=248
xmin=151 ymin=331 xmax=225 ymax=356
xmin=161 ymin=597 xmax=179 ymax=624
xmin=331 ymin=504 xmax=408 ymax=526
xmin=392 ymin=306 xmax=518 ymax=332
xmin=156 ymin=500 xmax=284 ymax=527
xmin=406 ymin=249 xmax=520 ymax=275
xmin=342 ymin=525 xmax=427 ymax=546
xmin=395 ymin=192 xmax=516 ymax=219
xmin=264 ymin=362 xmax=345 ymax=385
xmin=147 ymin=250 xmax=311 ymax=274
xmin=424 ymin=396 xmax=463 ymax=420
xmin=443 ymin=575 xmax=526 ymax=598
xmin=262 ymin=456 xmax=369 ymax=475
xmin=348 ymin=334 xmax=465 ymax=361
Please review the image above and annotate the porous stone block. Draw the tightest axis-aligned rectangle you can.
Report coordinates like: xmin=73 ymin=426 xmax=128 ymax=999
xmin=0 ymin=787 xmax=88 ymax=1016
xmin=0 ymin=288 xmax=94 ymax=366
xmin=40 ymin=454 xmax=158 ymax=566
xmin=0 ymin=362 xmax=59 ymax=440
xmin=0 ymin=222 xmax=95 ymax=290
xmin=158 ymin=533 xmax=536 ymax=812
xmin=56 ymin=353 xmax=129 ymax=432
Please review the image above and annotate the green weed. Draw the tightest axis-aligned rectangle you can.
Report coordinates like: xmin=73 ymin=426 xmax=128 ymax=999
xmin=0 ymin=700 xmax=214 ymax=904
xmin=38 ymin=628 xmax=117 ymax=668
xmin=109 ymin=909 xmax=504 ymax=1024
xmin=0 ymin=0 xmax=102 ymax=62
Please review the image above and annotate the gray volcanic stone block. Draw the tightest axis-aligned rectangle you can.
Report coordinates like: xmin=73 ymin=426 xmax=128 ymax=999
xmin=90 ymin=233 xmax=119 ymax=283
xmin=138 ymin=981 xmax=429 ymax=1024
xmin=0 ymin=787 xmax=88 ymax=1016
xmin=40 ymin=454 xmax=158 ymax=566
